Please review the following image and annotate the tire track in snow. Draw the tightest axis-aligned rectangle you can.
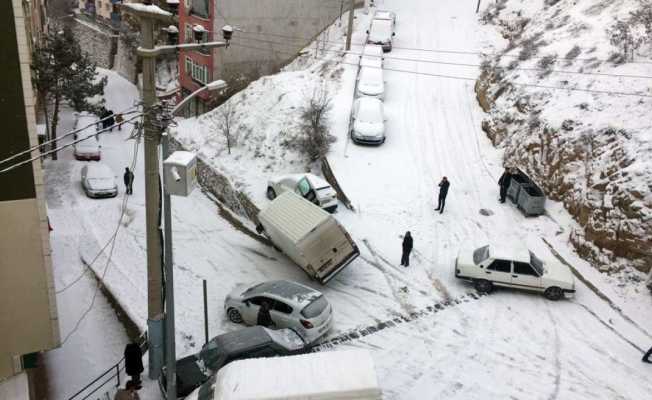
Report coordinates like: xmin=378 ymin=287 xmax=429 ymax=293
xmin=545 ymin=305 xmax=563 ymax=400
xmin=312 ymin=292 xmax=488 ymax=352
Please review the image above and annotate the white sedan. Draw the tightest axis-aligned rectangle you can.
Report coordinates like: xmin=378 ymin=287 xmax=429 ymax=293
xmin=356 ymin=66 xmax=385 ymax=99
xmin=224 ymin=280 xmax=333 ymax=344
xmin=267 ymin=173 xmax=338 ymax=212
xmin=81 ymin=163 xmax=118 ymax=198
xmin=351 ymin=97 xmax=385 ymax=145
xmin=455 ymin=244 xmax=575 ymax=300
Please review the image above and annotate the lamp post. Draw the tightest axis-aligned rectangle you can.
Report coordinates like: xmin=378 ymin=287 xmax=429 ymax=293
xmin=161 ymin=80 xmax=227 ymax=400
xmin=120 ymin=2 xmax=233 ymax=382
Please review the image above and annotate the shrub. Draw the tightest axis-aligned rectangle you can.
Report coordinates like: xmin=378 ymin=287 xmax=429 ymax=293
xmin=299 ymin=86 xmax=335 ymax=161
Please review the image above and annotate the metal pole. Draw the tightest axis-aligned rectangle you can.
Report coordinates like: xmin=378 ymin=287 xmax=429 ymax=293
xmin=162 ymin=132 xmax=176 ymax=400
xmin=339 ymin=0 xmax=344 ymax=27
xmin=476 ymin=0 xmax=481 ymax=13
xmin=203 ymin=279 xmax=209 ymax=345
xmin=141 ymin=17 xmax=165 ymax=379
xmin=346 ymin=0 xmax=355 ymax=51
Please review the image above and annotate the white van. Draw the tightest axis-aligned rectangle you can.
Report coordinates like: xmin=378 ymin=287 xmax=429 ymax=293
xmin=367 ymin=19 xmax=395 ymax=52
xmin=185 ymin=349 xmax=382 ymax=400
xmin=256 ymin=192 xmax=359 ymax=284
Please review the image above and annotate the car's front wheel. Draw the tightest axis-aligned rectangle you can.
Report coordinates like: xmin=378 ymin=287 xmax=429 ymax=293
xmin=474 ymin=279 xmax=493 ymax=294
xmin=266 ymin=187 xmax=276 ymax=200
xmin=544 ymin=286 xmax=564 ymax=301
xmin=227 ymin=308 xmax=243 ymax=323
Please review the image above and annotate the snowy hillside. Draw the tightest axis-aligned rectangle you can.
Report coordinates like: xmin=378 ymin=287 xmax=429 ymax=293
xmin=476 ymin=0 xmax=652 ymax=281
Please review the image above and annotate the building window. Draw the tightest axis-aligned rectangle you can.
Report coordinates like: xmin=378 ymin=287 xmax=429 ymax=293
xmin=185 ymin=57 xmax=209 ymax=84
xmin=191 ymin=0 xmax=209 ymax=19
xmin=185 ymin=23 xmax=193 ymax=43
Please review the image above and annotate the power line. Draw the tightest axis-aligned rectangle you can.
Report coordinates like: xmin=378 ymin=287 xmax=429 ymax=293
xmin=229 ymin=42 xmax=652 ymax=98
xmin=0 ymin=113 xmax=143 ymax=174
xmin=0 ymin=104 xmax=141 ymax=167
xmin=60 ymin=127 xmax=142 ymax=345
xmin=233 ymin=35 xmax=652 ymax=80
xmin=236 ymin=28 xmax=652 ymax=65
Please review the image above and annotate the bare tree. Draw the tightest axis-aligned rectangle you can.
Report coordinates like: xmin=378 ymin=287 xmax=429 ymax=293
xmin=300 ymin=85 xmax=334 ymax=161
xmin=216 ymin=101 xmax=237 ymax=154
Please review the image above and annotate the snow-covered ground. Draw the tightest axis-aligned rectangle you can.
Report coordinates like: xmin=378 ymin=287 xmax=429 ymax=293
xmin=44 ymin=1 xmax=652 ymax=400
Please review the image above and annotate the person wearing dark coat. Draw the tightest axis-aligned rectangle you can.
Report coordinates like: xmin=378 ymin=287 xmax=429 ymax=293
xmin=435 ymin=177 xmax=450 ymax=214
xmin=100 ymin=108 xmax=111 ymax=130
xmin=643 ymin=346 xmax=652 ymax=363
xmin=257 ymin=301 xmax=275 ymax=328
xmin=498 ymin=167 xmax=512 ymax=203
xmin=400 ymin=231 xmax=413 ymax=267
xmin=124 ymin=343 xmax=144 ymax=388
xmin=106 ymin=109 xmax=115 ymax=131
xmin=123 ymin=167 xmax=135 ymax=195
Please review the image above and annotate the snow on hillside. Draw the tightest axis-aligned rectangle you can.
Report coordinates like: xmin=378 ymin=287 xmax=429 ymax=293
xmin=476 ymin=0 xmax=652 ymax=284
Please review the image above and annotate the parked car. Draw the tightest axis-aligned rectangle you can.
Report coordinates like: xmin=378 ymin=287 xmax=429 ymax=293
xmin=74 ymin=112 xmax=101 ymax=139
xmin=158 ymin=326 xmax=308 ymax=398
xmin=351 ymin=97 xmax=386 ymax=145
xmin=367 ymin=18 xmax=395 ymax=52
xmin=185 ymin=349 xmax=382 ymax=400
xmin=454 ymin=244 xmax=576 ymax=300
xmin=356 ymin=66 xmax=385 ymax=99
xmin=81 ymin=163 xmax=118 ymax=198
xmin=73 ymin=136 xmax=101 ymax=161
xmin=267 ymin=173 xmax=338 ymax=213
xmin=373 ymin=9 xmax=397 ymax=29
xmin=225 ymin=280 xmax=333 ymax=344
xmin=256 ymin=192 xmax=359 ymax=283
xmin=360 ymin=44 xmax=384 ymax=68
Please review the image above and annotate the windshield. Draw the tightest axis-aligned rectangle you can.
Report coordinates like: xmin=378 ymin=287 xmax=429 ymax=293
xmin=529 ymin=251 xmax=544 ymax=275
xmin=371 ymin=20 xmax=392 ymax=37
xmin=473 ymin=245 xmax=490 ymax=264
xmin=242 ymin=282 xmax=264 ymax=296
xmin=301 ymin=295 xmax=328 ymax=319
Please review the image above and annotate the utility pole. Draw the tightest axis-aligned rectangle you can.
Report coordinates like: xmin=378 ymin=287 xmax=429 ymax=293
xmin=346 ymin=0 xmax=355 ymax=51
xmin=476 ymin=0 xmax=481 ymax=13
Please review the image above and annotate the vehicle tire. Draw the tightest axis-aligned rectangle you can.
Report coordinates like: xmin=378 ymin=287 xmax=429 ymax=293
xmin=227 ymin=308 xmax=243 ymax=323
xmin=474 ymin=279 xmax=493 ymax=294
xmin=266 ymin=187 xmax=276 ymax=200
xmin=544 ymin=286 xmax=564 ymax=301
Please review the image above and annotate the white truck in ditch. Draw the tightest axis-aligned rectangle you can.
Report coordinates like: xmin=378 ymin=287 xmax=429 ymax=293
xmin=256 ymin=191 xmax=359 ymax=284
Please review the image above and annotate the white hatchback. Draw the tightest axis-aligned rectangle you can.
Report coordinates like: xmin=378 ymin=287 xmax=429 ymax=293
xmin=455 ymin=244 xmax=576 ymax=300
xmin=351 ymin=97 xmax=385 ymax=145
xmin=224 ymin=280 xmax=333 ymax=344
xmin=266 ymin=173 xmax=338 ymax=213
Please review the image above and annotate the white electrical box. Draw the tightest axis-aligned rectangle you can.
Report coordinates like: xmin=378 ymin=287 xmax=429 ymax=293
xmin=163 ymin=151 xmax=197 ymax=196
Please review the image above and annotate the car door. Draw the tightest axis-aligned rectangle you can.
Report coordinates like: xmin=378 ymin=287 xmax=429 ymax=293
xmin=295 ymin=177 xmax=317 ymax=203
xmin=484 ymin=259 xmax=513 ymax=285
xmin=269 ymin=299 xmax=295 ymax=330
xmin=511 ymin=261 xmax=542 ymax=290
xmin=241 ymin=296 xmax=271 ymax=325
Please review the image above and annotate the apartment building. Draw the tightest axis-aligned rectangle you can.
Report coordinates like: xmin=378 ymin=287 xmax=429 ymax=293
xmin=0 ymin=1 xmax=61 ymax=399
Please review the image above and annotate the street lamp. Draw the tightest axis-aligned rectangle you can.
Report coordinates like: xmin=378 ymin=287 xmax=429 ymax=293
xmin=119 ymin=2 xmax=233 ymax=390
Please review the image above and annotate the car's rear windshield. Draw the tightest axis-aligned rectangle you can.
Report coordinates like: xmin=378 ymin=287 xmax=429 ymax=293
xmin=473 ymin=245 xmax=490 ymax=264
xmin=301 ymin=295 xmax=328 ymax=319
xmin=529 ymin=251 xmax=544 ymax=275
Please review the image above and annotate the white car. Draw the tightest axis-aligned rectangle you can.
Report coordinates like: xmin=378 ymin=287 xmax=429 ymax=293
xmin=373 ymin=9 xmax=397 ymax=29
xmin=455 ymin=244 xmax=575 ymax=300
xmin=351 ymin=97 xmax=385 ymax=145
xmin=81 ymin=163 xmax=118 ymax=198
xmin=267 ymin=173 xmax=338 ymax=213
xmin=360 ymin=44 xmax=384 ymax=68
xmin=356 ymin=66 xmax=385 ymax=99
xmin=224 ymin=280 xmax=334 ymax=344
xmin=366 ymin=19 xmax=395 ymax=52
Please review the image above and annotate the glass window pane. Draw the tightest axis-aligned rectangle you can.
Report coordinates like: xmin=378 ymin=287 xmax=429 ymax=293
xmin=487 ymin=259 xmax=511 ymax=273
xmin=514 ymin=262 xmax=538 ymax=276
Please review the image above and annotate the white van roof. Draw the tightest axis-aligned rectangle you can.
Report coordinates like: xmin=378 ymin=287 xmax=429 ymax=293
xmin=207 ymin=349 xmax=381 ymax=400
xmin=258 ymin=191 xmax=330 ymax=243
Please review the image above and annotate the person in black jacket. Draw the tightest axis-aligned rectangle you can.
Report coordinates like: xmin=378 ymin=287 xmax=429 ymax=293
xmin=498 ymin=167 xmax=512 ymax=203
xmin=400 ymin=231 xmax=413 ymax=267
xmin=435 ymin=177 xmax=450 ymax=214
xmin=257 ymin=301 xmax=275 ymax=328
xmin=124 ymin=342 xmax=144 ymax=389
xmin=123 ymin=167 xmax=135 ymax=195
xmin=643 ymin=346 xmax=652 ymax=363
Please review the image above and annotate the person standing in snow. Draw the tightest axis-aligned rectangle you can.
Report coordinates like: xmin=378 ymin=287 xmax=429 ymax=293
xmin=435 ymin=177 xmax=450 ymax=214
xmin=115 ymin=113 xmax=124 ymax=131
xmin=100 ymin=107 xmax=111 ymax=130
xmin=123 ymin=167 xmax=135 ymax=195
xmin=498 ymin=167 xmax=512 ymax=203
xmin=257 ymin=301 xmax=275 ymax=328
xmin=114 ymin=381 xmax=140 ymax=400
xmin=106 ymin=109 xmax=115 ymax=131
xmin=124 ymin=343 xmax=144 ymax=388
xmin=643 ymin=346 xmax=652 ymax=363
xmin=400 ymin=231 xmax=413 ymax=267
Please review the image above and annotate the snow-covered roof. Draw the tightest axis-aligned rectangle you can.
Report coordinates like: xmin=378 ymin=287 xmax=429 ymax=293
xmin=258 ymin=191 xmax=330 ymax=243
xmin=165 ymin=150 xmax=196 ymax=166
xmin=210 ymin=349 xmax=381 ymax=400
xmin=246 ymin=280 xmax=321 ymax=307
xmin=489 ymin=244 xmax=530 ymax=264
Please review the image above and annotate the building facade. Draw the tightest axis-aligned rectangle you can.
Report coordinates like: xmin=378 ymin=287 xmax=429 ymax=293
xmin=177 ymin=0 xmax=354 ymax=115
xmin=0 ymin=0 xmax=61 ymax=398
xmin=79 ymin=0 xmax=127 ymax=25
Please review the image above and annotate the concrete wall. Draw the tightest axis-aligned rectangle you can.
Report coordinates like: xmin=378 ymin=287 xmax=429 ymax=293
xmin=1 ymin=0 xmax=60 ymax=381
xmin=68 ymin=16 xmax=118 ymax=69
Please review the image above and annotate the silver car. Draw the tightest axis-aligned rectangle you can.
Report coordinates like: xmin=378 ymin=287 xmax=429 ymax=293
xmin=224 ymin=280 xmax=333 ymax=344
xmin=81 ymin=163 xmax=118 ymax=198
